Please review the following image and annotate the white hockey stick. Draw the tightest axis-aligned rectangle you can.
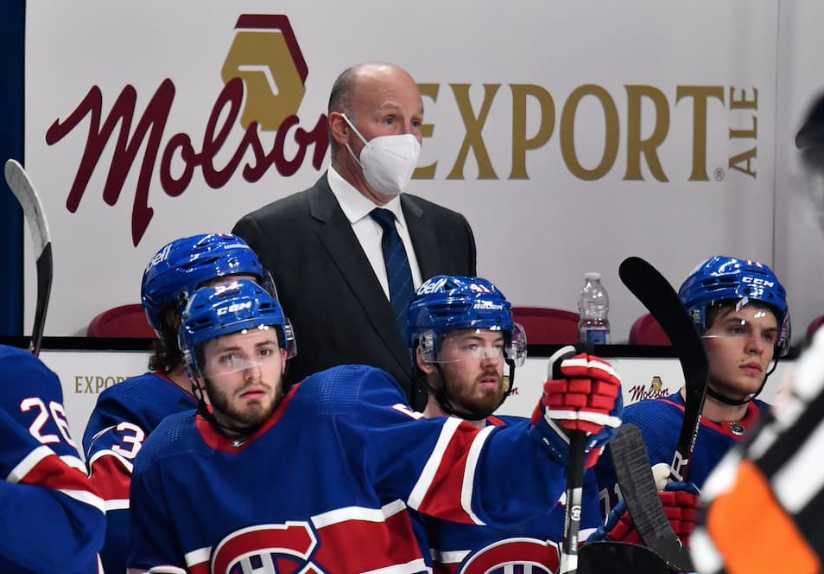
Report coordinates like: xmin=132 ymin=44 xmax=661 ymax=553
xmin=4 ymin=160 xmax=53 ymax=356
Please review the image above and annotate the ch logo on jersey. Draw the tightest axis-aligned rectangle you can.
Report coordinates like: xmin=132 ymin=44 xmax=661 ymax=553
xmin=210 ymin=522 xmax=326 ymax=574
xmin=221 ymin=14 xmax=308 ymax=131
xmin=455 ymin=538 xmax=560 ymax=574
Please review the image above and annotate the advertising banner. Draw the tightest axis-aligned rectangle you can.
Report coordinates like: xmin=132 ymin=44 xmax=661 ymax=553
xmin=24 ymin=0 xmax=789 ymax=342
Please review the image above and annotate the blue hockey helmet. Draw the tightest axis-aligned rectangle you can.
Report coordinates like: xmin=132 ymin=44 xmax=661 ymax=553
xmin=406 ymin=275 xmax=526 ymax=367
xmin=678 ymin=256 xmax=791 ymax=356
xmin=141 ymin=234 xmax=266 ymax=333
xmin=178 ymin=279 xmax=296 ymax=381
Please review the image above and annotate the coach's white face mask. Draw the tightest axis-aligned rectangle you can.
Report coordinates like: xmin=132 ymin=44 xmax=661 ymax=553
xmin=343 ymin=114 xmax=421 ymax=196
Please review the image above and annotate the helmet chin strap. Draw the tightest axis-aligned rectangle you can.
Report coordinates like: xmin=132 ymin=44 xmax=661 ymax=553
xmin=706 ymin=355 xmax=780 ymax=407
xmin=429 ymin=359 xmax=516 ymax=421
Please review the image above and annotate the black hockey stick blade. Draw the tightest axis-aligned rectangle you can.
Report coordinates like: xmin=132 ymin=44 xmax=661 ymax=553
xmin=609 ymin=424 xmax=693 ymax=572
xmin=619 ymin=256 xmax=709 ymax=482
xmin=5 ymin=160 xmax=53 ymax=357
xmin=579 ymin=541 xmax=670 ymax=574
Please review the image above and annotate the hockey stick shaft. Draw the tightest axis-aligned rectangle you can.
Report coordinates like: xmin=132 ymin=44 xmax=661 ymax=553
xmin=618 ymin=256 xmax=709 ymax=481
xmin=560 ymin=430 xmax=587 ymax=574
xmin=556 ymin=343 xmax=595 ymax=574
xmin=4 ymin=160 xmax=53 ymax=356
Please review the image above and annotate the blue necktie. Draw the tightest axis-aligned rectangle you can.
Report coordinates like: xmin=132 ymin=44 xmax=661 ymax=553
xmin=370 ymin=208 xmax=414 ymax=329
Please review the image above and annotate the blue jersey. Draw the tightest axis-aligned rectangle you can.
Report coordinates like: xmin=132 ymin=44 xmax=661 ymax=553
xmin=0 ymin=345 xmax=104 ymax=574
xmin=129 ymin=365 xmax=569 ymax=574
xmin=82 ymin=371 xmax=197 ymax=574
xmin=595 ymin=391 xmax=769 ymax=516
xmin=420 ymin=415 xmax=602 ymax=574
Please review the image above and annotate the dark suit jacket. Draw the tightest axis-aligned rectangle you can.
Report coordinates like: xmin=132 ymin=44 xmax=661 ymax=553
xmin=232 ymin=174 xmax=476 ymax=409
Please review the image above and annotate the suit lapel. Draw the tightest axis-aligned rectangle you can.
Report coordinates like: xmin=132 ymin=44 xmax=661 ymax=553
xmin=402 ymin=195 xmax=443 ymax=280
xmin=309 ymin=178 xmax=412 ymax=376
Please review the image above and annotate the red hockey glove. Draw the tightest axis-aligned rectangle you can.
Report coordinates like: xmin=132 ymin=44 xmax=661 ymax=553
xmin=530 ymin=346 xmax=623 ymax=467
xmin=592 ymin=481 xmax=700 ymax=548
xmin=542 ymin=351 xmax=623 ymax=435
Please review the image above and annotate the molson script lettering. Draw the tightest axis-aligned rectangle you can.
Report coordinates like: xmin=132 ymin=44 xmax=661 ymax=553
xmin=42 ymin=14 xmax=760 ymax=246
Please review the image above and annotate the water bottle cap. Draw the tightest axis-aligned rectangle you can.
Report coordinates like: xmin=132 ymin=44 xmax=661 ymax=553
xmin=584 ymin=272 xmax=601 ymax=281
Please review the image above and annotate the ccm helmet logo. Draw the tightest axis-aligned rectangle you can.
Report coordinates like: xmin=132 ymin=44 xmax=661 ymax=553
xmin=217 ymin=302 xmax=253 ymax=315
xmin=741 ymin=277 xmax=775 ymax=287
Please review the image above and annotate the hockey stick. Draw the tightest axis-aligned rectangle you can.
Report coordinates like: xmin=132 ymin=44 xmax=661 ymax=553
xmin=4 ymin=160 xmax=53 ymax=357
xmin=554 ymin=344 xmax=592 ymax=574
xmin=599 ymin=256 xmax=708 ymax=571
xmin=618 ymin=256 xmax=709 ymax=481
xmin=609 ymin=424 xmax=692 ymax=571
xmin=560 ymin=430 xmax=587 ymax=574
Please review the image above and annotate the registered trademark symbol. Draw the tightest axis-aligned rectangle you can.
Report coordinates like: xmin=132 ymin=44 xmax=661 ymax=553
xmin=714 ymin=168 xmax=725 ymax=181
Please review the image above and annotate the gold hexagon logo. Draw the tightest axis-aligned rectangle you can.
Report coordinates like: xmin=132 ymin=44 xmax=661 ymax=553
xmin=221 ymin=15 xmax=308 ymax=131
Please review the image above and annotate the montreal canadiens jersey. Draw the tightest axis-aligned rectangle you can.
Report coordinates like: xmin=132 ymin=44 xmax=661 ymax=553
xmin=82 ymin=371 xmax=197 ymax=574
xmin=420 ymin=415 xmax=603 ymax=574
xmin=0 ymin=344 xmax=105 ymax=574
xmin=129 ymin=365 xmax=570 ymax=574
xmin=595 ymin=391 xmax=769 ymax=516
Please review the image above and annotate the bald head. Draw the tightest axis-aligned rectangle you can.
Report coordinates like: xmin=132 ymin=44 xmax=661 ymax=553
xmin=328 ymin=62 xmax=418 ymax=117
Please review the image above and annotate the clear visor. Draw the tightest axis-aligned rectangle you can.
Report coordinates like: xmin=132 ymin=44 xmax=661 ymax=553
xmin=201 ymin=326 xmax=284 ymax=378
xmin=702 ymin=311 xmax=780 ymax=349
xmin=419 ymin=323 xmax=527 ymax=367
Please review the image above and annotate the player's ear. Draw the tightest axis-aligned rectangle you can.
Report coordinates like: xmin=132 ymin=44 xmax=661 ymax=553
xmin=280 ymin=348 xmax=288 ymax=374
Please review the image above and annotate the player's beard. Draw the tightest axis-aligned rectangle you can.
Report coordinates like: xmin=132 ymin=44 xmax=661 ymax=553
xmin=443 ymin=366 xmax=505 ymax=419
xmin=203 ymin=377 xmax=282 ymax=436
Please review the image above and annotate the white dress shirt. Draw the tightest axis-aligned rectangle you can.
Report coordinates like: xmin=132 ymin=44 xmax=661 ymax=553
xmin=327 ymin=167 xmax=423 ymax=301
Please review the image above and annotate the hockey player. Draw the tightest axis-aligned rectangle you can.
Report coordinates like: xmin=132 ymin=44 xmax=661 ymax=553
xmin=82 ymin=233 xmax=276 ymax=574
xmin=127 ymin=279 xmax=623 ymax=574
xmin=594 ymin=255 xmax=790 ymax=552
xmin=0 ymin=344 xmax=105 ymax=574
xmin=406 ymin=275 xmax=611 ymax=573
xmin=690 ymin=93 xmax=824 ymax=574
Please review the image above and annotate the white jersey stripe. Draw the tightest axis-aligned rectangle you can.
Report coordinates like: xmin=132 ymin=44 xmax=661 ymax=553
xmin=104 ymin=499 xmax=130 ymax=511
xmin=59 ymin=454 xmax=88 ymax=473
xmin=431 ymin=548 xmax=470 ymax=564
xmin=408 ymin=417 xmax=462 ymax=510
xmin=361 ymin=558 xmax=431 ymax=574
xmin=184 ymin=546 xmax=211 ymax=568
xmin=88 ymin=448 xmax=134 ymax=474
xmin=311 ymin=499 xmax=406 ymax=528
xmin=58 ymin=488 xmax=106 ymax=513
xmin=6 ymin=445 xmax=53 ymax=483
xmin=461 ymin=426 xmax=494 ymax=526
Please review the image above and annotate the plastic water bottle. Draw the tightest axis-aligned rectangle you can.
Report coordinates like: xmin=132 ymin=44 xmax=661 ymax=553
xmin=578 ymin=272 xmax=611 ymax=344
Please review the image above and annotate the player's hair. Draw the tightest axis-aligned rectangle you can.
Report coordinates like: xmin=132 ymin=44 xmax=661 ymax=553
xmin=148 ymin=306 xmax=182 ymax=374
